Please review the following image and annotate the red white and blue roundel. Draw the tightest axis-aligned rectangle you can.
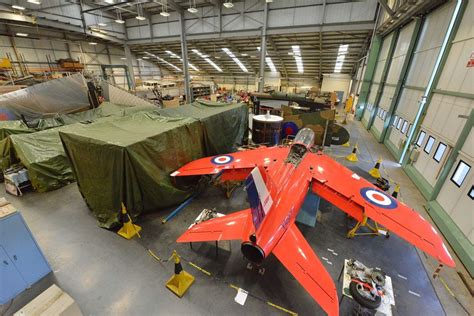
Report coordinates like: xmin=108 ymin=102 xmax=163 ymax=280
xmin=360 ymin=187 xmax=397 ymax=209
xmin=211 ymin=155 xmax=234 ymax=165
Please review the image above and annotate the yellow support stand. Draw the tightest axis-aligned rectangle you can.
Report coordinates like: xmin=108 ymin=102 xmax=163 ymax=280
xmin=166 ymin=251 xmax=195 ymax=298
xmin=392 ymin=183 xmax=400 ymax=199
xmin=342 ymin=141 xmax=350 ymax=147
xmin=117 ymin=203 xmax=142 ymax=240
xmin=369 ymin=158 xmax=382 ymax=179
xmin=345 ymin=143 xmax=358 ymax=162
xmin=346 ymin=215 xmax=389 ymax=239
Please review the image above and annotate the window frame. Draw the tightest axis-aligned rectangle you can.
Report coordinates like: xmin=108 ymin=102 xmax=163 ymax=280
xmin=407 ymin=123 xmax=412 ymax=135
xmin=450 ymin=160 xmax=471 ymax=188
xmin=396 ymin=118 xmax=403 ymax=130
xmin=433 ymin=142 xmax=447 ymax=163
xmin=392 ymin=115 xmax=398 ymax=127
xmin=416 ymin=130 xmax=426 ymax=147
xmin=424 ymin=136 xmax=435 ymax=154
xmin=401 ymin=120 xmax=408 ymax=134
xmin=468 ymin=185 xmax=474 ymax=200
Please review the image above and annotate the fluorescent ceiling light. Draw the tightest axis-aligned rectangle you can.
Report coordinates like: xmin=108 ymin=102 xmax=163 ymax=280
xmin=223 ymin=1 xmax=234 ymax=8
xmin=98 ymin=22 xmax=107 ymax=27
xmin=187 ymin=7 xmax=198 ymax=13
xmin=334 ymin=44 xmax=348 ymax=73
xmin=145 ymin=52 xmax=182 ymax=72
xmin=142 ymin=56 xmax=149 ymax=59
xmin=291 ymin=45 xmax=304 ymax=73
xmin=27 ymin=0 xmax=41 ymax=4
xmin=266 ymin=0 xmax=273 ymax=2
xmin=265 ymin=57 xmax=277 ymax=72
xmin=165 ymin=50 xmax=199 ymax=71
xmin=241 ymin=53 xmax=248 ymax=56
xmin=257 ymin=47 xmax=277 ymax=72
xmin=115 ymin=19 xmax=125 ymax=24
xmin=12 ymin=5 xmax=25 ymax=10
xmin=222 ymin=47 xmax=248 ymax=72
xmin=192 ymin=49 xmax=222 ymax=72
xmin=89 ymin=42 xmax=97 ymax=45
xmin=105 ymin=0 xmax=115 ymax=3
xmin=160 ymin=11 xmax=170 ymax=17
xmin=136 ymin=15 xmax=146 ymax=20
xmin=16 ymin=33 xmax=28 ymax=37
xmin=120 ymin=57 xmax=127 ymax=60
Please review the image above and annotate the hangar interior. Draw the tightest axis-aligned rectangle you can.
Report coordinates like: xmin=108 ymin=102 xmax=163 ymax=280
xmin=0 ymin=0 xmax=472 ymax=315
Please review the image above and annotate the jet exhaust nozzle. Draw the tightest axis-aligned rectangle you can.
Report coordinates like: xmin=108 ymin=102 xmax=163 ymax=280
xmin=241 ymin=242 xmax=265 ymax=264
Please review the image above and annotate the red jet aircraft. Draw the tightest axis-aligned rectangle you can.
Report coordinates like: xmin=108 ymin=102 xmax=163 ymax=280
xmin=171 ymin=128 xmax=455 ymax=316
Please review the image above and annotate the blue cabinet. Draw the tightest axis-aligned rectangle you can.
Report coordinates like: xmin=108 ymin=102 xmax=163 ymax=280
xmin=0 ymin=211 xmax=51 ymax=304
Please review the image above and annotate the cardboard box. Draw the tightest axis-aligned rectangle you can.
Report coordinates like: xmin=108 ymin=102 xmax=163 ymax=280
xmin=14 ymin=284 xmax=82 ymax=316
xmin=163 ymin=98 xmax=180 ymax=108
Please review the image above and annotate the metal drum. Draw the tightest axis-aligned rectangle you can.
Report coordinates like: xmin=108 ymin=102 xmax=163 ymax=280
xmin=252 ymin=114 xmax=283 ymax=145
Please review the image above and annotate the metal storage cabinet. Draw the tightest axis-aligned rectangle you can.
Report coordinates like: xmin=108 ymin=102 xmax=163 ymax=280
xmin=0 ymin=210 xmax=51 ymax=304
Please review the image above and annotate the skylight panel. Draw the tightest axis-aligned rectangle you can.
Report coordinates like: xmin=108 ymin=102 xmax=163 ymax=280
xmin=291 ymin=45 xmax=304 ymax=73
xmin=192 ymin=49 xmax=223 ymax=72
xmin=222 ymin=48 xmax=248 ymax=72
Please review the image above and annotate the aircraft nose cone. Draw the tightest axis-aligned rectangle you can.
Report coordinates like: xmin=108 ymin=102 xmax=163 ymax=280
xmin=241 ymin=242 xmax=265 ymax=264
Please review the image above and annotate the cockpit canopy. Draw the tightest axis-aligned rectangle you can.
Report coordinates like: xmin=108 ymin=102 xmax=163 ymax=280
xmin=293 ymin=128 xmax=315 ymax=149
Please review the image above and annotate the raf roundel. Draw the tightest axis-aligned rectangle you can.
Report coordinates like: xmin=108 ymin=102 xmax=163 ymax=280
xmin=360 ymin=187 xmax=397 ymax=209
xmin=211 ymin=155 xmax=234 ymax=165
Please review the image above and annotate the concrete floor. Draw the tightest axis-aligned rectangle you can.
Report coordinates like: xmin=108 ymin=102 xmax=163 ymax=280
xmin=1 ymin=117 xmax=472 ymax=316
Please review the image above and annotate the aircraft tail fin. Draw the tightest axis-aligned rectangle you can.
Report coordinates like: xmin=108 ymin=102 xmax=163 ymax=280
xmin=245 ymin=166 xmax=275 ymax=230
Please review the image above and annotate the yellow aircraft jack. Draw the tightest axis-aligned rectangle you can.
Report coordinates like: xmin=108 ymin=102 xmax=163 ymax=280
xmin=117 ymin=203 xmax=142 ymax=240
xmin=346 ymin=215 xmax=390 ymax=239
xmin=166 ymin=251 xmax=195 ymax=298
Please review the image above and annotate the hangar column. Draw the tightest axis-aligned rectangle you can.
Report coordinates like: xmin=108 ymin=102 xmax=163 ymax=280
xmin=179 ymin=12 xmax=192 ymax=103
xmin=258 ymin=2 xmax=269 ymax=93
xmin=124 ymin=44 xmax=136 ymax=90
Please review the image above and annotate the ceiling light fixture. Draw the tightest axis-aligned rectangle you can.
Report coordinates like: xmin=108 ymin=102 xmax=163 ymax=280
xmin=291 ymin=45 xmax=304 ymax=73
xmin=98 ymin=11 xmax=107 ymax=27
xmin=192 ymin=49 xmax=222 ymax=72
xmin=12 ymin=5 xmax=25 ymax=10
xmin=187 ymin=0 xmax=198 ymax=13
xmin=223 ymin=1 xmax=234 ymax=8
xmin=27 ymin=0 xmax=41 ymax=4
xmin=16 ymin=33 xmax=28 ymax=37
xmin=115 ymin=9 xmax=125 ymax=24
xmin=160 ymin=0 xmax=170 ymax=17
xmin=120 ymin=57 xmax=127 ymax=60
xmin=222 ymin=47 xmax=248 ymax=72
xmin=89 ymin=42 xmax=97 ymax=45
xmin=104 ymin=0 xmax=115 ymax=3
xmin=136 ymin=3 xmax=146 ymax=20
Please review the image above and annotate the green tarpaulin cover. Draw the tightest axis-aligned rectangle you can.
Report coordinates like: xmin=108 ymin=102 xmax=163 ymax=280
xmin=60 ymin=102 xmax=248 ymax=228
xmin=0 ymin=102 xmax=157 ymax=189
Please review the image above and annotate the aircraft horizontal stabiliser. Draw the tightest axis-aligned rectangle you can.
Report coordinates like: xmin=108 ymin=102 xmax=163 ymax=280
xmin=170 ymin=128 xmax=455 ymax=316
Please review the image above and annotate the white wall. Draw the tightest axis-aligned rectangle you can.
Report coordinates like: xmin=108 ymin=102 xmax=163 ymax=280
xmin=321 ymin=74 xmax=351 ymax=101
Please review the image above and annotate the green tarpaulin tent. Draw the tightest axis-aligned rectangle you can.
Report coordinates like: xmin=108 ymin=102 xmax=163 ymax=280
xmin=60 ymin=102 xmax=248 ymax=228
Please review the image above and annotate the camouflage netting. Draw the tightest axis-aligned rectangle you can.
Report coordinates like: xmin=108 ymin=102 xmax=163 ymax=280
xmin=59 ymin=102 xmax=248 ymax=228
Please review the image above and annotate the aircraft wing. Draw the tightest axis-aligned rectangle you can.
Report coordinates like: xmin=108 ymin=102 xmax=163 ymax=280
xmin=273 ymin=223 xmax=339 ymax=316
xmin=308 ymin=153 xmax=455 ymax=267
xmin=177 ymin=209 xmax=253 ymax=243
xmin=170 ymin=146 xmax=289 ymax=177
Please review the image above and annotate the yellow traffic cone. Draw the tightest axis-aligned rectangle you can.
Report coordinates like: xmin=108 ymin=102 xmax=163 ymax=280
xmin=369 ymin=158 xmax=382 ymax=179
xmin=166 ymin=251 xmax=195 ymax=297
xmin=342 ymin=141 xmax=350 ymax=147
xmin=346 ymin=144 xmax=358 ymax=162
xmin=392 ymin=184 xmax=400 ymax=199
xmin=117 ymin=203 xmax=142 ymax=240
